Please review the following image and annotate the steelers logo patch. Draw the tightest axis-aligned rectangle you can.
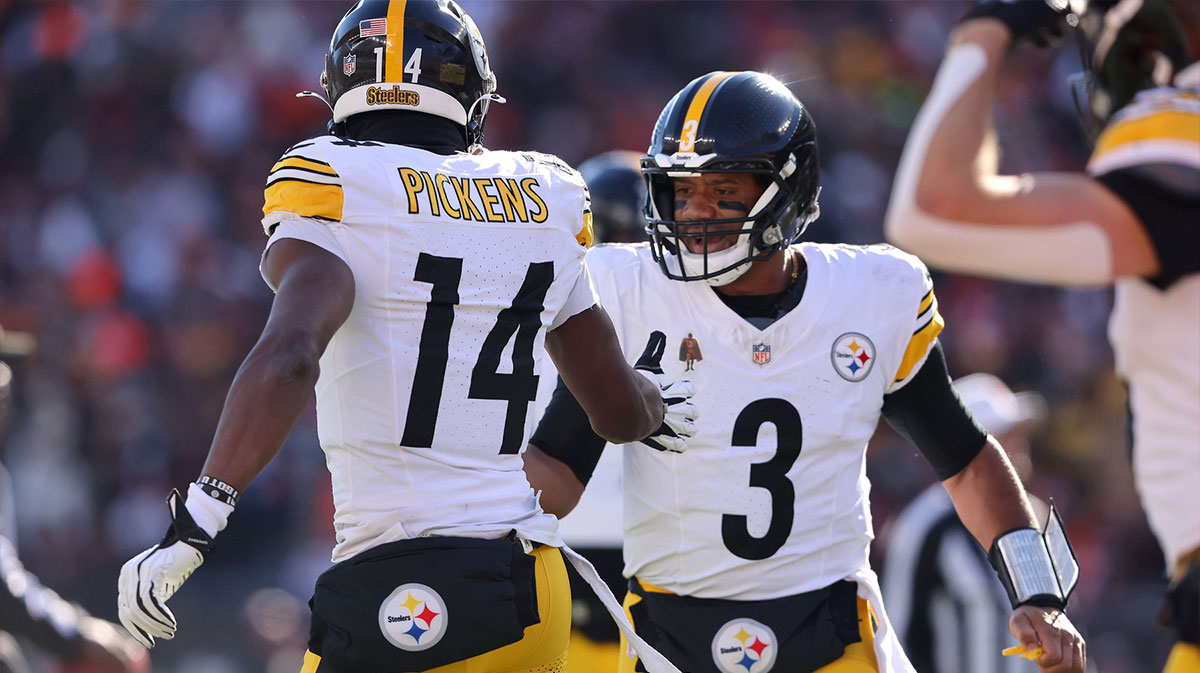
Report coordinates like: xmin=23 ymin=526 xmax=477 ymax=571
xmin=711 ymin=618 xmax=777 ymax=673
xmin=378 ymin=583 xmax=447 ymax=651
xmin=831 ymin=332 xmax=875 ymax=382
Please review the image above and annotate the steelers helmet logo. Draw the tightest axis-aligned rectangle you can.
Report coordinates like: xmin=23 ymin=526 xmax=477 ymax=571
xmin=378 ymin=583 xmax=447 ymax=651
xmin=831 ymin=332 xmax=875 ymax=382
xmin=711 ymin=618 xmax=777 ymax=673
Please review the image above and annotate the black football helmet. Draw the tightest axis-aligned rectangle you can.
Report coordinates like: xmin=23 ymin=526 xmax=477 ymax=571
xmin=642 ymin=71 xmax=820 ymax=285
xmin=1072 ymin=0 xmax=1197 ymax=131
xmin=577 ymin=151 xmax=649 ymax=244
xmin=319 ymin=0 xmax=499 ymax=146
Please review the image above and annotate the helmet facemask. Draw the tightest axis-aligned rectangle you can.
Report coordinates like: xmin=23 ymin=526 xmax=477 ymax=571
xmin=644 ymin=152 xmax=818 ymax=286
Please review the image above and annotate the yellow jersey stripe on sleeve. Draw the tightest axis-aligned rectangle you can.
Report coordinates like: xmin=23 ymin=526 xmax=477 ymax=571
xmin=917 ymin=287 xmax=934 ymax=319
xmin=263 ymin=179 xmax=344 ymax=223
xmin=894 ymin=309 xmax=944 ymax=383
xmin=1092 ymin=110 xmax=1200 ymax=160
xmin=270 ymin=156 xmax=339 ymax=178
xmin=577 ymin=211 xmax=594 ymax=248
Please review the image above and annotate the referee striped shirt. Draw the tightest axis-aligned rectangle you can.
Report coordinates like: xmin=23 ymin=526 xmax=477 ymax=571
xmin=883 ymin=485 xmax=1026 ymax=673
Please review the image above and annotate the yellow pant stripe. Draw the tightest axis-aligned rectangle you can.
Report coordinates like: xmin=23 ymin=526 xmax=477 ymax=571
xmin=300 ymin=649 xmax=320 ymax=673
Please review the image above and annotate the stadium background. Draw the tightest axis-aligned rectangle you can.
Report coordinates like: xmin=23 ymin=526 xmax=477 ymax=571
xmin=0 ymin=1 xmax=1170 ymax=671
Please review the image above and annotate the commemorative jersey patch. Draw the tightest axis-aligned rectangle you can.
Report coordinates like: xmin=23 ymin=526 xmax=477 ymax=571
xmin=831 ymin=332 xmax=874 ymax=382
xmin=378 ymin=583 xmax=447 ymax=651
xmin=679 ymin=332 xmax=703 ymax=371
xmin=711 ymin=618 xmax=777 ymax=673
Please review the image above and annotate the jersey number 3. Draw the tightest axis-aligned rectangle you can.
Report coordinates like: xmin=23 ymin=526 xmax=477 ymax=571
xmin=722 ymin=398 xmax=802 ymax=560
xmin=401 ymin=253 xmax=552 ymax=454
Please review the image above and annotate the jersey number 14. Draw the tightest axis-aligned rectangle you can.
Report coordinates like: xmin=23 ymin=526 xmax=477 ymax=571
xmin=401 ymin=252 xmax=552 ymax=455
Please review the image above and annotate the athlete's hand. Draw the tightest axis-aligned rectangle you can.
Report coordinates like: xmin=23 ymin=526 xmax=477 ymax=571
xmin=634 ymin=331 xmax=697 ymax=453
xmin=1009 ymin=605 xmax=1086 ymax=673
xmin=962 ymin=0 xmax=1071 ymax=47
xmin=117 ymin=489 xmax=215 ymax=648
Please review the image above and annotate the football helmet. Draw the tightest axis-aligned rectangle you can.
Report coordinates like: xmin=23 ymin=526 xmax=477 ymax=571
xmin=642 ymin=71 xmax=820 ymax=286
xmin=577 ymin=151 xmax=649 ymax=244
xmin=1072 ymin=0 xmax=1197 ymax=129
xmin=319 ymin=0 xmax=499 ymax=146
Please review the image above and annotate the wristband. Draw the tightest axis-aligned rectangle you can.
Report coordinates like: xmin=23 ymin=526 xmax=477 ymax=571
xmin=185 ymin=483 xmax=234 ymax=538
xmin=196 ymin=475 xmax=240 ymax=507
xmin=988 ymin=502 xmax=1079 ymax=610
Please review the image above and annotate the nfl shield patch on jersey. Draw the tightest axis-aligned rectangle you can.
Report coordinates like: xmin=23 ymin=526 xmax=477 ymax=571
xmin=751 ymin=343 xmax=771 ymax=366
xmin=831 ymin=333 xmax=874 ymax=382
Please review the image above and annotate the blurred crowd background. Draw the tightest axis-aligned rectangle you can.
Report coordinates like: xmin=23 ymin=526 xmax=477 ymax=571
xmin=0 ymin=1 xmax=1170 ymax=671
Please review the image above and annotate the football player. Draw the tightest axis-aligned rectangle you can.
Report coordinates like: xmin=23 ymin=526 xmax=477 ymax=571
xmin=526 ymin=151 xmax=653 ymax=673
xmin=524 ymin=70 xmax=1085 ymax=673
xmin=885 ymin=1 xmax=1198 ymax=670
xmin=114 ymin=2 xmax=694 ymax=671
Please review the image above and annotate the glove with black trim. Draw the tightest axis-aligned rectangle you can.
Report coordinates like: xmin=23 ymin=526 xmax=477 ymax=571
xmin=962 ymin=0 xmax=1073 ymax=47
xmin=117 ymin=489 xmax=216 ymax=648
xmin=634 ymin=331 xmax=697 ymax=453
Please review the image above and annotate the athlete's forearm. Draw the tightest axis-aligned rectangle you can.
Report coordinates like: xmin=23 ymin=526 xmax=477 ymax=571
xmin=942 ymin=436 xmax=1037 ymax=550
xmin=199 ymin=331 xmax=322 ymax=493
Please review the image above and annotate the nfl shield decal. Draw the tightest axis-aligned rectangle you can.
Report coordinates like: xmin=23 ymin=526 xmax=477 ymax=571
xmin=751 ymin=343 xmax=771 ymax=366
xmin=712 ymin=618 xmax=777 ymax=673
xmin=831 ymin=332 xmax=875 ymax=382
xmin=343 ymin=54 xmax=357 ymax=76
xmin=378 ymin=583 xmax=447 ymax=651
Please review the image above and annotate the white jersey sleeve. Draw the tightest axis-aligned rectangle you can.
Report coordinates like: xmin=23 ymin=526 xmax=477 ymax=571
xmin=877 ymin=247 xmax=944 ymax=393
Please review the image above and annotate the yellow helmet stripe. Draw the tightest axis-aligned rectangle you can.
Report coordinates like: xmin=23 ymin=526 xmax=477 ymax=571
xmin=385 ymin=0 xmax=408 ymax=83
xmin=679 ymin=71 xmax=737 ymax=153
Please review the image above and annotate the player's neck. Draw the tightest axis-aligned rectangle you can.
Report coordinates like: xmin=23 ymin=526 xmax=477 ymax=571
xmin=714 ymin=248 xmax=803 ymax=297
xmin=340 ymin=111 xmax=467 ymax=154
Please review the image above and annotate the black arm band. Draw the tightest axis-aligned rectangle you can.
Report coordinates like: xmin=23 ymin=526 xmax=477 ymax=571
xmin=529 ymin=376 xmax=607 ymax=486
xmin=196 ymin=475 xmax=239 ymax=507
xmin=882 ymin=341 xmax=989 ymax=481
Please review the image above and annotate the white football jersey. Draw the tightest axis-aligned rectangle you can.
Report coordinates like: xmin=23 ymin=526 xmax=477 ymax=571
xmin=585 ymin=242 xmax=943 ymax=600
xmin=260 ymin=136 xmax=597 ymax=562
xmin=1089 ymin=89 xmax=1200 ymax=570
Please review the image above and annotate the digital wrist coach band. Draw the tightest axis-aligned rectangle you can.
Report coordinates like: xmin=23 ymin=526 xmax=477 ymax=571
xmin=988 ymin=502 xmax=1080 ymax=611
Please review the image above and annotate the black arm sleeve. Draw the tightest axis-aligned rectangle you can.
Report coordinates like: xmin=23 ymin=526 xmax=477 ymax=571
xmin=882 ymin=341 xmax=989 ymax=480
xmin=1095 ymin=165 xmax=1200 ymax=289
xmin=528 ymin=376 xmax=608 ymax=485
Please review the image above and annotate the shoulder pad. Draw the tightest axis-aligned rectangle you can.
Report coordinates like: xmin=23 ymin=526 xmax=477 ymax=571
xmin=521 ymin=151 xmax=581 ymax=179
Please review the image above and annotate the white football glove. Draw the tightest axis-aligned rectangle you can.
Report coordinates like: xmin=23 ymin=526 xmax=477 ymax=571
xmin=117 ymin=489 xmax=215 ymax=648
xmin=634 ymin=331 xmax=698 ymax=453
